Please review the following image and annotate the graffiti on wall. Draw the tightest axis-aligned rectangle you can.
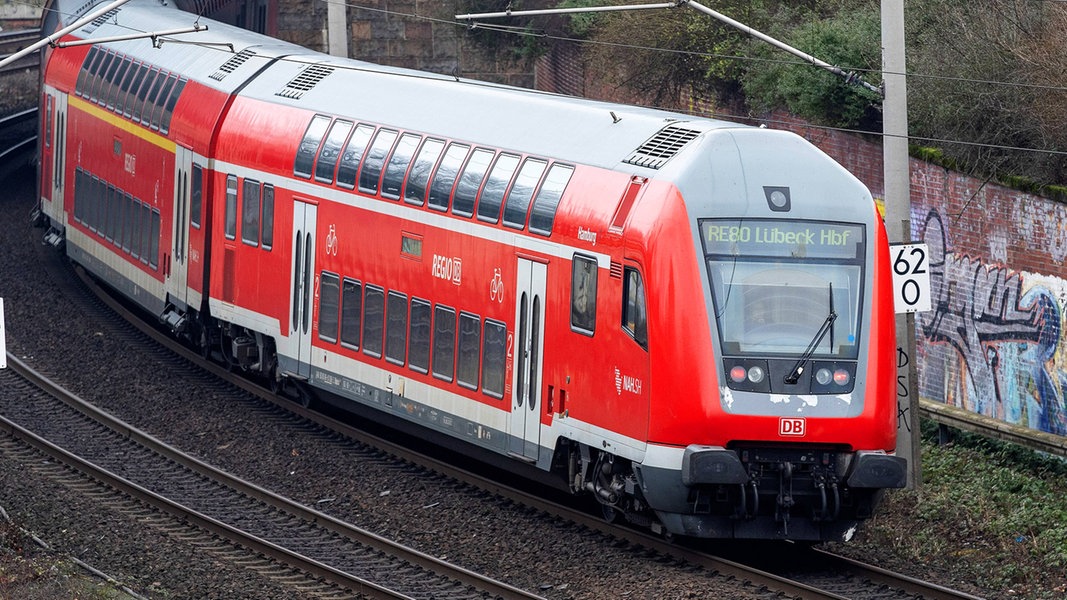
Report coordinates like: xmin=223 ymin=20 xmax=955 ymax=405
xmin=918 ymin=210 xmax=1067 ymax=435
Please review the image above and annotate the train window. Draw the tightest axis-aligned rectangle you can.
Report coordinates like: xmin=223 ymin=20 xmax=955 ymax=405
xmin=622 ymin=267 xmax=648 ymax=349
xmin=132 ymin=68 xmax=160 ymax=124
xmin=359 ymin=129 xmax=398 ymax=195
xmin=113 ymin=190 xmax=124 ymax=248
xmin=482 ymin=319 xmax=507 ymax=398
xmin=130 ymin=197 xmax=142 ymax=259
xmin=149 ymin=208 xmax=161 ymax=269
xmin=104 ymin=186 xmax=116 ymax=243
xmin=452 ymin=148 xmax=494 ymax=217
xmin=242 ymin=178 xmax=261 ymax=247
xmin=404 ymin=138 xmax=445 ymax=206
xmin=363 ymin=285 xmax=385 ymax=358
xmin=118 ymin=62 xmax=144 ymax=117
xmin=262 ymin=184 xmax=275 ymax=250
xmin=385 ymin=291 xmax=408 ymax=366
xmin=528 ymin=164 xmax=574 ymax=236
xmin=571 ymin=255 xmax=598 ymax=335
xmin=122 ymin=63 xmax=149 ymax=119
xmin=88 ymin=51 xmax=113 ymax=102
xmin=432 ymin=305 xmax=456 ymax=382
xmin=105 ymin=57 xmax=130 ymax=111
xmin=340 ymin=278 xmax=362 ymax=350
xmin=456 ymin=312 xmax=481 ymax=390
xmin=160 ymin=78 xmax=186 ymax=135
xmin=336 ymin=124 xmax=375 ymax=189
xmin=72 ymin=170 xmax=85 ymax=223
xmin=294 ymin=115 xmax=331 ymax=179
xmin=75 ymin=47 xmax=99 ymax=97
xmin=381 ymin=133 xmax=421 ymax=200
xmin=143 ymin=70 xmax=168 ymax=130
xmin=190 ymin=164 xmax=203 ymax=228
xmin=138 ymin=200 xmax=149 ymax=262
xmin=428 ymin=143 xmax=469 ymax=211
xmin=224 ymin=174 xmax=238 ymax=240
xmin=148 ymin=75 xmax=177 ymax=131
xmin=408 ymin=298 xmax=431 ymax=374
xmin=503 ymin=158 xmax=548 ymax=229
xmin=101 ymin=53 xmax=123 ymax=104
xmin=314 ymin=119 xmax=354 ymax=184
xmin=319 ymin=271 xmax=341 ymax=343
xmin=122 ymin=193 xmax=134 ymax=253
xmin=477 ymin=153 xmax=520 ymax=223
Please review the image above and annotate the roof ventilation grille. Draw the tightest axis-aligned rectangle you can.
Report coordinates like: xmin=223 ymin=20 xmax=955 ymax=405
xmin=277 ymin=64 xmax=335 ymax=99
xmin=624 ymin=125 xmax=701 ymax=169
xmin=211 ymin=49 xmax=255 ymax=81
xmin=83 ymin=8 xmax=120 ymax=34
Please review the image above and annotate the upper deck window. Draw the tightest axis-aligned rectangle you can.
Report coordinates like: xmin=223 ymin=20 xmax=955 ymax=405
xmin=476 ymin=153 xmax=520 ymax=223
xmin=336 ymin=124 xmax=375 ymax=190
xmin=359 ymin=129 xmax=399 ymax=194
xmin=428 ymin=143 xmax=470 ymax=212
xmin=528 ymin=163 xmax=573 ymax=236
xmin=314 ymin=119 xmax=354 ymax=184
xmin=503 ymin=158 xmax=547 ymax=229
xmin=382 ymin=133 xmax=421 ymax=200
xmin=452 ymin=148 xmax=494 ymax=217
xmin=404 ymin=138 xmax=445 ymax=206
xmin=294 ymin=115 xmax=331 ymax=179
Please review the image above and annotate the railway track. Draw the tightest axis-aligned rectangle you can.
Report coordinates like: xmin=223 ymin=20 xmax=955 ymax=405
xmin=0 ymin=28 xmax=40 ymax=75
xmin=0 ymin=353 xmax=547 ymax=600
xmin=54 ymin=255 xmax=986 ymax=600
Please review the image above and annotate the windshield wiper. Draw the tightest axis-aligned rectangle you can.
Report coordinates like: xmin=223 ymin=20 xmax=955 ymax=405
xmin=785 ymin=283 xmax=837 ymax=385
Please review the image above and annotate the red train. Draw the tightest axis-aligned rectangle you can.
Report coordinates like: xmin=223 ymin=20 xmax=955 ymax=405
xmin=36 ymin=0 xmax=906 ymax=540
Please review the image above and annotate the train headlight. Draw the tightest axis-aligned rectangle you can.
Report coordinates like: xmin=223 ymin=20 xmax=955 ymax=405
xmin=724 ymin=360 xmax=772 ymax=392
xmin=810 ymin=361 xmax=856 ymax=394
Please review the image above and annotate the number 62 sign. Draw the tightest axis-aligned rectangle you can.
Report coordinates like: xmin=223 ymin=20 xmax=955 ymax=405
xmin=889 ymin=243 xmax=931 ymax=314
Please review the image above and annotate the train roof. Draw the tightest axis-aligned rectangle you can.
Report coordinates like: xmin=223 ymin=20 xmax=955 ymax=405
xmin=55 ymin=0 xmax=748 ymax=172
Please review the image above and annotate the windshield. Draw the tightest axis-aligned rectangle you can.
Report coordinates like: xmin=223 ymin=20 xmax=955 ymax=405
xmin=708 ymin=261 xmax=860 ymax=357
xmin=701 ymin=219 xmax=865 ymax=360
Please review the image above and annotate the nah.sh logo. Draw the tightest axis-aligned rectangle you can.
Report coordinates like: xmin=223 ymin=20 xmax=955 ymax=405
xmin=779 ymin=417 xmax=806 ymax=437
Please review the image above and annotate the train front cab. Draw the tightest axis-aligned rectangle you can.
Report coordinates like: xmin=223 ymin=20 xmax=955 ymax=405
xmin=628 ymin=128 xmax=907 ymax=541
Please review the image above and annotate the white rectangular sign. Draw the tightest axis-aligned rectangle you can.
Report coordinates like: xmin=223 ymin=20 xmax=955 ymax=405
xmin=890 ymin=243 xmax=932 ymax=314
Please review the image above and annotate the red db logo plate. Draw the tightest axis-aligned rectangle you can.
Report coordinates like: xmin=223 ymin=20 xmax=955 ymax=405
xmin=779 ymin=417 xmax=806 ymax=437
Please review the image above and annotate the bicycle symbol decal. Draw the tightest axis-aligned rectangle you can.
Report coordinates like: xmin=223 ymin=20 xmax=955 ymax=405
xmin=490 ymin=268 xmax=504 ymax=303
xmin=325 ymin=224 xmax=338 ymax=256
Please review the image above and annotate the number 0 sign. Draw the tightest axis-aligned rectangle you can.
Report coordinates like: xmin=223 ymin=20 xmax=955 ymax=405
xmin=890 ymin=243 xmax=931 ymax=314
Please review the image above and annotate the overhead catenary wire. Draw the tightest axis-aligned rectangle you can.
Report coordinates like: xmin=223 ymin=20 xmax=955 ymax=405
xmin=35 ymin=0 xmax=1067 ymax=160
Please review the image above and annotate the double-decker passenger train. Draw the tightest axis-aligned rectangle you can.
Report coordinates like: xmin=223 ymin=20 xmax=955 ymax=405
xmin=36 ymin=0 xmax=906 ymax=540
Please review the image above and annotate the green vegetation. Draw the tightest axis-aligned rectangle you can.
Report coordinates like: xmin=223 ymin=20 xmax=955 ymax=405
xmin=460 ymin=0 xmax=1067 ymax=193
xmin=843 ymin=421 xmax=1067 ymax=597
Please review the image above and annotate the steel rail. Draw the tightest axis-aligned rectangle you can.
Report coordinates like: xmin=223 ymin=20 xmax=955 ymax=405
xmin=1 ymin=350 xmax=545 ymax=600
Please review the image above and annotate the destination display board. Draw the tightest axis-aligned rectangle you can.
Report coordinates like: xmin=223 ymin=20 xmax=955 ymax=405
xmin=700 ymin=219 xmax=864 ymax=260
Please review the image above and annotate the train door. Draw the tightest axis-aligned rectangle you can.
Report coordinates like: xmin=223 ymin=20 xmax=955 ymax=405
xmin=166 ymin=146 xmax=193 ymax=307
xmin=290 ymin=198 xmax=317 ymax=379
xmin=40 ymin=90 xmax=67 ymax=224
xmin=509 ymin=257 xmax=547 ymax=461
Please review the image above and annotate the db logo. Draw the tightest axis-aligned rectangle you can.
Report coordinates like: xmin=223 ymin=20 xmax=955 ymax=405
xmin=779 ymin=417 xmax=806 ymax=437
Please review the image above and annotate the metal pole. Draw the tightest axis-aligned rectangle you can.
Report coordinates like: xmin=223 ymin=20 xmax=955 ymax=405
xmin=0 ymin=0 xmax=134 ymax=70
xmin=881 ymin=0 xmax=920 ymax=489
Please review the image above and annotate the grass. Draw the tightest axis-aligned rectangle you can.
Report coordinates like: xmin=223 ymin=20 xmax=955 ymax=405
xmin=843 ymin=421 xmax=1067 ymax=598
